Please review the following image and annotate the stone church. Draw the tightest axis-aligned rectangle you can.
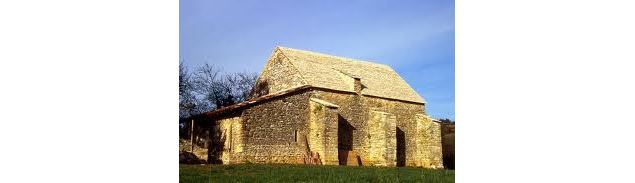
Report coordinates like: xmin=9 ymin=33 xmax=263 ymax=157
xmin=200 ymin=46 xmax=443 ymax=168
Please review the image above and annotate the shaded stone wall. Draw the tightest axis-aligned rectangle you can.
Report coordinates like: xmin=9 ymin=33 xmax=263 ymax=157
xmin=217 ymin=116 xmax=243 ymax=164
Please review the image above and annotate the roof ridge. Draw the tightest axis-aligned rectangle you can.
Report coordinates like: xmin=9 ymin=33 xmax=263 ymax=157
xmin=277 ymin=46 xmax=391 ymax=69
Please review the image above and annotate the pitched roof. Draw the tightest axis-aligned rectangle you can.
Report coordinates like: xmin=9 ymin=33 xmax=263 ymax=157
xmin=277 ymin=47 xmax=425 ymax=104
xmin=204 ymin=85 xmax=312 ymax=117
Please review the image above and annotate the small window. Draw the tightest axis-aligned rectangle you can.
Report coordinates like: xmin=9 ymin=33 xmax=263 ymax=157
xmin=294 ymin=130 xmax=298 ymax=142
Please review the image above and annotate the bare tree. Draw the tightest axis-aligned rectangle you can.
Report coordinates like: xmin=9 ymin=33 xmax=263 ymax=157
xmin=181 ymin=63 xmax=260 ymax=145
xmin=180 ymin=62 xmax=198 ymax=118
xmin=192 ymin=63 xmax=234 ymax=110
xmin=226 ymin=72 xmax=258 ymax=102
xmin=181 ymin=62 xmax=260 ymax=118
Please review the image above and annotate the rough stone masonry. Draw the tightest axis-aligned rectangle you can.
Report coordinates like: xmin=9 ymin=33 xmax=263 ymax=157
xmin=195 ymin=46 xmax=443 ymax=168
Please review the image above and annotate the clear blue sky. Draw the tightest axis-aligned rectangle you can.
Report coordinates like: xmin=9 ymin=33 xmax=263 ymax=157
xmin=180 ymin=0 xmax=454 ymax=120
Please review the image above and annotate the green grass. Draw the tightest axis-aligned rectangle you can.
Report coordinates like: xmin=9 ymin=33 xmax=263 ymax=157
xmin=180 ymin=164 xmax=454 ymax=183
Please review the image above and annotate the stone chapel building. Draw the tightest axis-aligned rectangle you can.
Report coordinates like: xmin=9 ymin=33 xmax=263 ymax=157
xmin=201 ymin=46 xmax=443 ymax=168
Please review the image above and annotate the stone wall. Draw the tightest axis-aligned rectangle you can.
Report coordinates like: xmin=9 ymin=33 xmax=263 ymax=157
xmin=208 ymin=87 xmax=443 ymax=168
xmin=310 ymin=88 xmax=436 ymax=167
xmin=308 ymin=100 xmax=326 ymax=160
xmin=367 ymin=111 xmax=397 ymax=166
xmin=364 ymin=95 xmax=427 ymax=167
xmin=237 ymin=91 xmax=313 ymax=164
xmin=308 ymin=99 xmax=339 ymax=165
xmin=217 ymin=116 xmax=243 ymax=164
xmin=310 ymin=89 xmax=369 ymax=164
xmin=252 ymin=49 xmax=307 ymax=98
xmin=414 ymin=115 xmax=444 ymax=168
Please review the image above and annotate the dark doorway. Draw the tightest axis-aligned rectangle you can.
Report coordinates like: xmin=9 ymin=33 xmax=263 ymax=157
xmin=338 ymin=115 xmax=355 ymax=165
xmin=396 ymin=127 xmax=406 ymax=167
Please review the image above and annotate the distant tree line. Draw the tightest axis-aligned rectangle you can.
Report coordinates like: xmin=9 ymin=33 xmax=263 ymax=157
xmin=179 ymin=62 xmax=258 ymax=119
xmin=437 ymin=118 xmax=454 ymax=169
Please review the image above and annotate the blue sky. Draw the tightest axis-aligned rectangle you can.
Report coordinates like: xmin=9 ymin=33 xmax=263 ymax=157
xmin=180 ymin=0 xmax=454 ymax=120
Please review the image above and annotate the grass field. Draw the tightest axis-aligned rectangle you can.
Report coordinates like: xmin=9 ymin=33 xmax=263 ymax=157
xmin=180 ymin=164 xmax=454 ymax=183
